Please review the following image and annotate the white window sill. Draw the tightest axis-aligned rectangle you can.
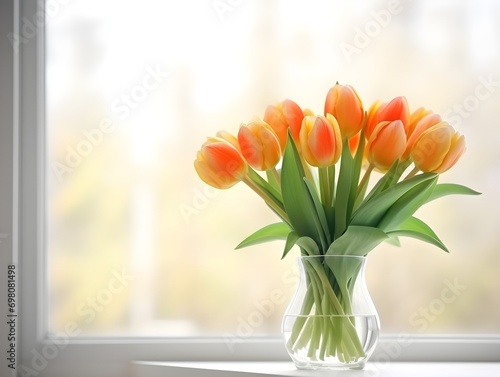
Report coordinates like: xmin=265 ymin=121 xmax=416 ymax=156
xmin=130 ymin=361 xmax=500 ymax=377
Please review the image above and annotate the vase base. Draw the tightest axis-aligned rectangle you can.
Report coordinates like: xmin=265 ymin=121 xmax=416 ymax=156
xmin=293 ymin=360 xmax=366 ymax=370
xmin=283 ymin=313 xmax=378 ymax=372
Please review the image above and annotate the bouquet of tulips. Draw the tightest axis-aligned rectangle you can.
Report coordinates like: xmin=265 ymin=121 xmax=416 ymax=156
xmin=194 ymin=83 xmax=478 ymax=363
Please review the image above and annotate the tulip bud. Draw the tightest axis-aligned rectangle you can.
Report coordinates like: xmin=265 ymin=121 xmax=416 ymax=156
xmin=238 ymin=119 xmax=281 ymax=171
xmin=194 ymin=138 xmax=248 ymax=189
xmin=303 ymin=108 xmax=315 ymax=117
xmin=366 ymin=120 xmax=406 ymax=171
xmin=366 ymin=97 xmax=410 ymax=139
xmin=299 ymin=114 xmax=342 ymax=167
xmin=365 ymin=100 xmax=382 ymax=139
xmin=324 ymin=84 xmax=364 ymax=138
xmin=403 ymin=113 xmax=442 ymax=159
xmin=216 ymin=130 xmax=241 ymax=152
xmin=411 ymin=122 xmax=466 ymax=173
xmin=407 ymin=107 xmax=431 ymax=137
xmin=348 ymin=132 xmax=361 ymax=156
xmin=264 ymin=99 xmax=305 ymax=150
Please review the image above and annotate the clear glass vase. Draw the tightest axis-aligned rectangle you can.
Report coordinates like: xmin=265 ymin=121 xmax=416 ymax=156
xmin=282 ymin=255 xmax=379 ymax=370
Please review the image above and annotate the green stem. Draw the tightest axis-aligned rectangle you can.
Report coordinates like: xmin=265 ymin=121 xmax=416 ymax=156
xmin=270 ymin=166 xmax=281 ymax=187
xmin=242 ymin=176 xmax=289 ymax=223
xmin=299 ymin=153 xmax=315 ymax=186
xmin=319 ymin=167 xmax=330 ymax=207
xmin=311 ymin=261 xmax=364 ymax=356
xmin=357 ymin=163 xmax=375 ymax=198
xmin=265 ymin=169 xmax=280 ymax=192
xmin=387 ymin=159 xmax=412 ymax=186
xmin=288 ymin=286 xmax=314 ymax=347
xmin=292 ymin=260 xmax=365 ymax=359
xmin=328 ymin=165 xmax=336 ymax=204
xmin=404 ymin=165 xmax=420 ymax=180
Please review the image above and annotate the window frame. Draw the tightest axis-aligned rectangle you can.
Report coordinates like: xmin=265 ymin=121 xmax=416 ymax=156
xmin=4 ymin=1 xmax=499 ymax=376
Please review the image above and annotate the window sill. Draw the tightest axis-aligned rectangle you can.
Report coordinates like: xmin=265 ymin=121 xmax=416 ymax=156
xmin=130 ymin=361 xmax=500 ymax=377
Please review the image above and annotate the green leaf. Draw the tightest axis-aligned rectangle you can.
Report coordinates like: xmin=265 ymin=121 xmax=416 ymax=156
xmin=236 ymin=222 xmax=290 ymax=249
xmin=377 ymin=175 xmax=438 ymax=231
xmin=281 ymin=133 xmax=322 ymax=242
xmin=352 ymin=173 xmax=438 ymax=228
xmin=282 ymin=231 xmax=300 ymax=259
xmin=426 ymin=183 xmax=481 ymax=204
xmin=326 ymin=225 xmax=388 ymax=256
xmin=324 ymin=205 xmax=335 ymax=239
xmin=385 ymin=236 xmax=401 ymax=247
xmin=265 ymin=169 xmax=281 ymax=192
xmin=362 ymin=160 xmax=400 ymax=203
xmin=334 ymin=139 xmax=354 ymax=238
xmin=324 ymin=254 xmax=364 ymax=302
xmin=348 ymin=127 xmax=366 ymax=216
xmin=247 ymin=167 xmax=283 ymax=203
xmin=296 ymin=236 xmax=321 ymax=256
xmin=386 ymin=216 xmax=448 ymax=252
xmin=304 ymin=178 xmax=331 ymax=246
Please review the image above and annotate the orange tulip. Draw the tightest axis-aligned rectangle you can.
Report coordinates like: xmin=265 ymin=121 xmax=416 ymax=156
xmin=299 ymin=114 xmax=342 ymax=167
xmin=365 ymin=100 xmax=384 ymax=139
xmin=366 ymin=97 xmax=410 ymax=138
xmin=324 ymin=84 xmax=364 ymax=138
xmin=238 ymin=119 xmax=281 ymax=171
xmin=348 ymin=132 xmax=361 ymax=156
xmin=216 ymin=130 xmax=241 ymax=152
xmin=403 ymin=112 xmax=442 ymax=159
xmin=366 ymin=120 xmax=406 ymax=170
xmin=303 ymin=108 xmax=315 ymax=117
xmin=407 ymin=107 xmax=431 ymax=137
xmin=410 ymin=122 xmax=466 ymax=173
xmin=379 ymin=96 xmax=410 ymax=129
xmin=194 ymin=138 xmax=247 ymax=189
xmin=264 ymin=99 xmax=305 ymax=150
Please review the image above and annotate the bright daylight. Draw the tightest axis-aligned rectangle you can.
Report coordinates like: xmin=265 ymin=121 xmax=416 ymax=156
xmin=1 ymin=0 xmax=499 ymax=376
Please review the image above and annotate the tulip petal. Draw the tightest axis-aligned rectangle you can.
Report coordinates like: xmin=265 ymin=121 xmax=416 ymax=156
xmin=411 ymin=123 xmax=454 ymax=172
xmin=435 ymin=133 xmax=465 ymax=173
xmin=324 ymin=84 xmax=364 ymax=138
xmin=283 ymin=99 xmax=305 ymax=142
xmin=238 ymin=119 xmax=281 ymax=171
xmin=407 ymin=107 xmax=431 ymax=136
xmin=367 ymin=120 xmax=406 ymax=170
xmin=300 ymin=116 xmax=342 ymax=167
xmin=308 ymin=118 xmax=336 ymax=166
xmin=378 ymin=96 xmax=410 ymax=130
xmin=403 ymin=113 xmax=442 ymax=159
xmin=194 ymin=139 xmax=247 ymax=189
xmin=365 ymin=100 xmax=384 ymax=139
xmin=264 ymin=105 xmax=288 ymax=151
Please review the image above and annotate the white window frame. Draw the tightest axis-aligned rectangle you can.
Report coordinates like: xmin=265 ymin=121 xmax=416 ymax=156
xmin=1 ymin=1 xmax=498 ymax=376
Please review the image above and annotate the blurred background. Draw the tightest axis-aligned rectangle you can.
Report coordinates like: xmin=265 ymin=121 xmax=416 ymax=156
xmin=46 ymin=0 xmax=500 ymax=337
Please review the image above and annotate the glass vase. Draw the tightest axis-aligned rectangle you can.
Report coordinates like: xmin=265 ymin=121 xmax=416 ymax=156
xmin=282 ymin=255 xmax=379 ymax=370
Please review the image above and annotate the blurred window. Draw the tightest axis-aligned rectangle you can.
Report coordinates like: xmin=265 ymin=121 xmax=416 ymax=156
xmin=46 ymin=0 xmax=500 ymax=338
